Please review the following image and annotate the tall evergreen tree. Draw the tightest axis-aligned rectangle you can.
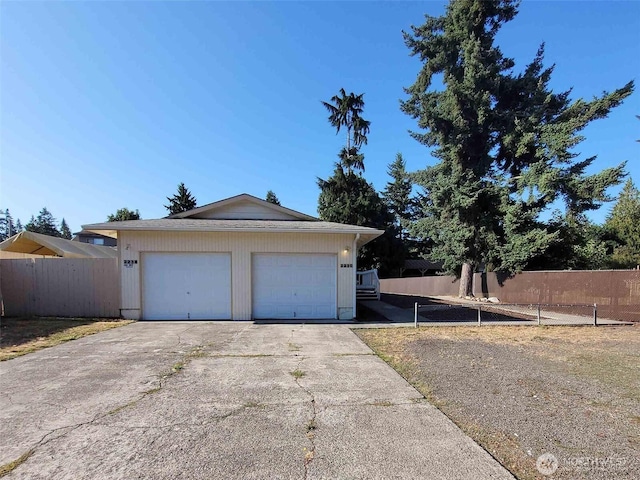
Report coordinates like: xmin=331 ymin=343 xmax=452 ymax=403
xmin=165 ymin=182 xmax=197 ymax=215
xmin=25 ymin=207 xmax=61 ymax=237
xmin=321 ymin=88 xmax=371 ymax=173
xmin=15 ymin=219 xmax=23 ymax=233
xmin=318 ymin=89 xmax=402 ymax=275
xmin=382 ymin=153 xmax=413 ymax=236
xmin=60 ymin=218 xmax=72 ymax=239
xmin=0 ymin=209 xmax=16 ymax=241
xmin=107 ymin=208 xmax=141 ymax=222
xmin=318 ymin=166 xmax=400 ymax=273
xmin=605 ymin=179 xmax=640 ymax=268
xmin=401 ymin=0 xmax=634 ymax=296
xmin=265 ymin=190 xmax=281 ymax=205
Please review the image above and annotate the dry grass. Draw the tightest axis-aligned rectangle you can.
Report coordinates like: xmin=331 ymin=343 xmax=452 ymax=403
xmin=363 ymin=325 xmax=640 ymax=401
xmin=357 ymin=325 xmax=640 ymax=480
xmin=0 ymin=317 xmax=133 ymax=361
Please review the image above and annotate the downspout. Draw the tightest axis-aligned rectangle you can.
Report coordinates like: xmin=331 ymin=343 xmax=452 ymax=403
xmin=352 ymin=233 xmax=360 ymax=319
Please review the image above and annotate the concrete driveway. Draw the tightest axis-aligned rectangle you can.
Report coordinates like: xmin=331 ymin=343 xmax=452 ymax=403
xmin=1 ymin=322 xmax=513 ymax=479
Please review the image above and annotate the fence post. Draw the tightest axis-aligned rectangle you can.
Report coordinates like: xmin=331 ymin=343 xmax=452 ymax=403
xmin=477 ymin=305 xmax=481 ymax=326
xmin=537 ymin=304 xmax=541 ymax=325
xmin=414 ymin=302 xmax=418 ymax=328
xmin=593 ymin=303 xmax=598 ymax=327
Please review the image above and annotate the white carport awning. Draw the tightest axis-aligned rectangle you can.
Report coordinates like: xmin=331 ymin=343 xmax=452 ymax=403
xmin=0 ymin=231 xmax=118 ymax=259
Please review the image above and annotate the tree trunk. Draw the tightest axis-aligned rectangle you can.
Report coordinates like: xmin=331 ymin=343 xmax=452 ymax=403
xmin=458 ymin=262 xmax=474 ymax=297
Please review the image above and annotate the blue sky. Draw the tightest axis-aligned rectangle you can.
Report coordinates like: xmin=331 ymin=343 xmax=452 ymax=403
xmin=1 ymin=1 xmax=638 ymax=232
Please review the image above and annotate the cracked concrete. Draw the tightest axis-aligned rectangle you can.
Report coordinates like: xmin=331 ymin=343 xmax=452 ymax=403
xmin=1 ymin=322 xmax=514 ymax=479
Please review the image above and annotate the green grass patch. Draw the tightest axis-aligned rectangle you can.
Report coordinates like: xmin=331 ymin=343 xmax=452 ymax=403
xmin=0 ymin=450 xmax=33 ymax=477
xmin=290 ymin=369 xmax=306 ymax=379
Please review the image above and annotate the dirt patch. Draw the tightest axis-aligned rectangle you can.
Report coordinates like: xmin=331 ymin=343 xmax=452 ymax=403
xmin=0 ymin=317 xmax=132 ymax=361
xmin=356 ymin=325 xmax=640 ymax=480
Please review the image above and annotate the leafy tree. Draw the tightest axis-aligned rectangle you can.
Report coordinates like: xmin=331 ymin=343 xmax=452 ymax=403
xmin=0 ymin=209 xmax=16 ymax=241
xmin=107 ymin=208 xmax=141 ymax=222
xmin=322 ymin=88 xmax=371 ymax=173
xmin=25 ymin=207 xmax=61 ymax=237
xmin=401 ymin=0 xmax=634 ymax=296
xmin=165 ymin=182 xmax=197 ymax=215
xmin=60 ymin=218 xmax=72 ymax=239
xmin=265 ymin=190 xmax=281 ymax=205
xmin=605 ymin=179 xmax=640 ymax=268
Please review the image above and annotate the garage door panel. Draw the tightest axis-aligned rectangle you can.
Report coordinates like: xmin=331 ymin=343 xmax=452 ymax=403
xmin=253 ymin=254 xmax=337 ymax=319
xmin=143 ymin=253 xmax=231 ymax=321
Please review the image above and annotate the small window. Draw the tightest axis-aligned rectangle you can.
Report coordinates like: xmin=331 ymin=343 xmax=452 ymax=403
xmin=92 ymin=238 xmax=105 ymax=245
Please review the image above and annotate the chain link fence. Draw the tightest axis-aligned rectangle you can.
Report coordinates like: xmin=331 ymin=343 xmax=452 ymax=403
xmin=413 ymin=301 xmax=633 ymax=326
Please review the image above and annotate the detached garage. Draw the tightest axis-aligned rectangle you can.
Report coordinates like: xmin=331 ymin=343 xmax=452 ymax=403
xmin=83 ymin=194 xmax=383 ymax=321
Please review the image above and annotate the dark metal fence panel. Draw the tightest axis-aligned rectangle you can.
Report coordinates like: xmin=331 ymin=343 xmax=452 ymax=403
xmin=381 ymin=270 xmax=640 ymax=322
xmin=380 ymin=276 xmax=460 ymax=297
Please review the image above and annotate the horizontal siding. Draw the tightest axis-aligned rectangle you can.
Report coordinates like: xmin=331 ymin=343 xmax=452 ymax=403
xmin=119 ymin=231 xmax=356 ymax=320
xmin=193 ymin=200 xmax=296 ymax=220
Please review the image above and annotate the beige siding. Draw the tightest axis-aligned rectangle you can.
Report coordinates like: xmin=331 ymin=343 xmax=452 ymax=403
xmin=0 ymin=258 xmax=119 ymax=317
xmin=119 ymin=231 xmax=356 ymax=320
xmin=192 ymin=200 xmax=298 ymax=220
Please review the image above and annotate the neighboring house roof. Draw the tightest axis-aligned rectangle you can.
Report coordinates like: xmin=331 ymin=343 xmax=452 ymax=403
xmin=83 ymin=193 xmax=384 ymax=248
xmin=0 ymin=231 xmax=118 ymax=259
xmin=72 ymin=229 xmax=116 ymax=237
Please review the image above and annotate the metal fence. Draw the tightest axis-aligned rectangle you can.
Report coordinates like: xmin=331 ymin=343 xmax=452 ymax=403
xmin=412 ymin=302 xmax=630 ymax=327
xmin=382 ymin=270 xmax=640 ymax=323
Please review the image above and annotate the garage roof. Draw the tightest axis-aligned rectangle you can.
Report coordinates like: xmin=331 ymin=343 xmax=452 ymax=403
xmin=82 ymin=219 xmax=384 ymax=247
xmin=83 ymin=193 xmax=385 ymax=247
xmin=0 ymin=231 xmax=118 ymax=259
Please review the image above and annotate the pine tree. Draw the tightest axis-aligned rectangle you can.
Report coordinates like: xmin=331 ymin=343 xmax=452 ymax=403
xmin=318 ymin=90 xmax=402 ymax=275
xmin=265 ymin=190 xmax=281 ymax=205
xmin=0 ymin=209 xmax=16 ymax=241
xmin=15 ymin=219 xmax=23 ymax=232
xmin=382 ymin=154 xmax=413 ymax=235
xmin=401 ymin=0 xmax=634 ymax=295
xmin=321 ymin=88 xmax=371 ymax=173
xmin=165 ymin=182 xmax=197 ymax=215
xmin=605 ymin=179 xmax=640 ymax=268
xmin=60 ymin=218 xmax=72 ymax=239
xmin=318 ymin=166 xmax=400 ymax=273
xmin=107 ymin=208 xmax=141 ymax=222
xmin=25 ymin=207 xmax=61 ymax=237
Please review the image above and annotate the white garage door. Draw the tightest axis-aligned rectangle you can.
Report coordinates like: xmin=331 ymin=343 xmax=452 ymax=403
xmin=143 ymin=253 xmax=231 ymax=320
xmin=253 ymin=254 xmax=337 ymax=319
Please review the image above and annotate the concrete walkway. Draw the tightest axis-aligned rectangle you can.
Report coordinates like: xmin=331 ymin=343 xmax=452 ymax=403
xmin=360 ymin=297 xmax=633 ymax=327
xmin=1 ymin=322 xmax=513 ymax=479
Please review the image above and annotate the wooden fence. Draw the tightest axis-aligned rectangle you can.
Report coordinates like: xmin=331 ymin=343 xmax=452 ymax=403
xmin=381 ymin=270 xmax=640 ymax=322
xmin=0 ymin=258 xmax=119 ymax=318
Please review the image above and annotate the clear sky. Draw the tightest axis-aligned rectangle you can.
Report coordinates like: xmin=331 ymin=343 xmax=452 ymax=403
xmin=1 ymin=1 xmax=638 ymax=233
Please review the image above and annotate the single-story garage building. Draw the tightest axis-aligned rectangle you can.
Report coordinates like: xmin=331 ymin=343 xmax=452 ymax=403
xmin=83 ymin=194 xmax=383 ymax=321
